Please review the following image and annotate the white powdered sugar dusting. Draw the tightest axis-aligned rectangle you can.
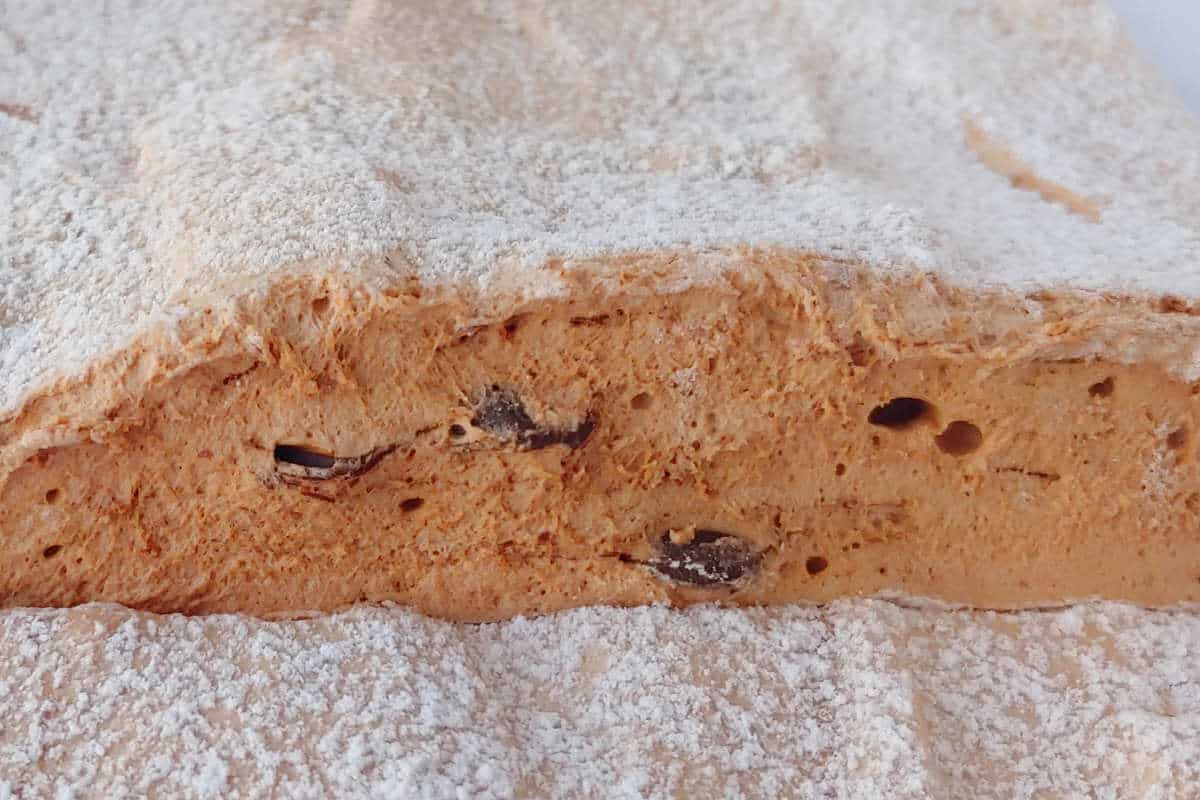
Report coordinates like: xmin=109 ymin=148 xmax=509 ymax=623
xmin=0 ymin=599 xmax=1197 ymax=799
xmin=3 ymin=0 xmax=1200 ymax=414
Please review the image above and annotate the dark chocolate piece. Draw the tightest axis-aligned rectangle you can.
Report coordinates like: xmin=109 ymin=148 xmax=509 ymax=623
xmin=521 ymin=417 xmax=596 ymax=451
xmin=471 ymin=386 xmax=594 ymax=451
xmin=471 ymin=387 xmax=539 ymax=438
xmin=648 ymin=529 xmax=760 ymax=587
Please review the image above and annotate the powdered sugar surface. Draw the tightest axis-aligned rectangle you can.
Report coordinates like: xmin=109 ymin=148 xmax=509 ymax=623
xmin=0 ymin=599 xmax=1197 ymax=799
xmin=3 ymin=0 xmax=1200 ymax=414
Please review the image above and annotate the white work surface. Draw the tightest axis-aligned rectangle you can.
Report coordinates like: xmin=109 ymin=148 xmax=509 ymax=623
xmin=1111 ymin=1 xmax=1200 ymax=114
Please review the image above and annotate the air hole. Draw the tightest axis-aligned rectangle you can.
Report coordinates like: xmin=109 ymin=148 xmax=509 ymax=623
xmin=449 ymin=424 xmax=466 ymax=438
xmin=502 ymin=317 xmax=520 ymax=338
xmin=311 ymin=296 xmax=330 ymax=315
xmin=1088 ymin=377 xmax=1114 ymax=398
xmin=273 ymin=445 xmax=336 ymax=469
xmin=868 ymin=397 xmax=933 ymax=429
xmin=42 ymin=544 xmax=62 ymax=559
xmin=834 ymin=463 xmax=846 ymax=476
xmin=805 ymin=556 xmax=828 ymax=575
xmin=400 ymin=497 xmax=424 ymax=512
xmin=630 ymin=393 xmax=652 ymax=410
xmin=935 ymin=421 xmax=983 ymax=456
xmin=44 ymin=489 xmax=60 ymax=504
xmin=1167 ymin=427 xmax=1188 ymax=451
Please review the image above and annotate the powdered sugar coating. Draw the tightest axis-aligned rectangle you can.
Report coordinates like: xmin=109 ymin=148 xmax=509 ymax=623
xmin=0 ymin=599 xmax=1196 ymax=798
xmin=2 ymin=0 xmax=1199 ymax=414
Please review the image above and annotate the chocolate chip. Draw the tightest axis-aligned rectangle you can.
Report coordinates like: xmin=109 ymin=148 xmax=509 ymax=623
xmin=647 ymin=529 xmax=760 ymax=587
xmin=471 ymin=386 xmax=595 ymax=450
xmin=471 ymin=387 xmax=538 ymax=437
xmin=274 ymin=444 xmax=396 ymax=481
xmin=522 ymin=417 xmax=596 ymax=450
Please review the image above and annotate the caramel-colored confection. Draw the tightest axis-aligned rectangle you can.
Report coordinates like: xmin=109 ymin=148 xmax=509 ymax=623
xmin=5 ymin=258 xmax=1200 ymax=620
xmin=3 ymin=0 xmax=1200 ymax=619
